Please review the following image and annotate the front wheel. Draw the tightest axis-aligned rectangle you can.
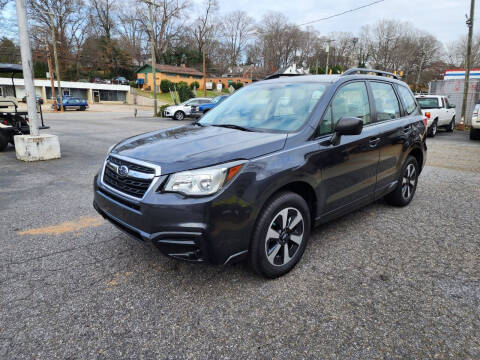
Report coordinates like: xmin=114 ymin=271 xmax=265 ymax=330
xmin=174 ymin=111 xmax=185 ymax=120
xmin=249 ymin=192 xmax=311 ymax=278
xmin=385 ymin=156 xmax=419 ymax=207
xmin=446 ymin=117 xmax=455 ymax=132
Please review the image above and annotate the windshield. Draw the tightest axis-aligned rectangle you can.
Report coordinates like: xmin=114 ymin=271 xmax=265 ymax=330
xmin=199 ymin=82 xmax=330 ymax=132
xmin=417 ymin=97 xmax=440 ymax=109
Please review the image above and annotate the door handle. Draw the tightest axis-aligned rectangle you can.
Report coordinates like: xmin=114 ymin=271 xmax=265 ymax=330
xmin=369 ymin=137 xmax=381 ymax=147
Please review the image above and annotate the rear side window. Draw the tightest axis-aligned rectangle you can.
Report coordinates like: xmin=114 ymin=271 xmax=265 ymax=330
xmin=370 ymin=82 xmax=400 ymax=121
xmin=397 ymin=86 xmax=417 ymax=114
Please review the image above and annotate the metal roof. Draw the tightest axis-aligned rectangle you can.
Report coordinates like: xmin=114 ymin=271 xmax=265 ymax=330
xmin=0 ymin=63 xmax=23 ymax=74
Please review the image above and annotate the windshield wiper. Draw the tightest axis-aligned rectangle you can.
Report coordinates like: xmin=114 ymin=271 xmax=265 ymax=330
xmin=212 ymin=124 xmax=255 ymax=132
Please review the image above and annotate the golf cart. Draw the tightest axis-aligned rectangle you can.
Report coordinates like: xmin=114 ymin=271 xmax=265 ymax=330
xmin=0 ymin=63 xmax=49 ymax=151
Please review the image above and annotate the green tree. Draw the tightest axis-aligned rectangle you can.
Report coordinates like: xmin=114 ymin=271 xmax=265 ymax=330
xmin=160 ymin=79 xmax=173 ymax=93
xmin=177 ymin=83 xmax=194 ymax=103
xmin=0 ymin=37 xmax=19 ymax=64
xmin=189 ymin=81 xmax=200 ymax=90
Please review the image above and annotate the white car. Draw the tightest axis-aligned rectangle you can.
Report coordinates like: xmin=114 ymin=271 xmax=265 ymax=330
xmin=163 ymin=98 xmax=211 ymax=120
xmin=470 ymin=102 xmax=480 ymax=140
xmin=415 ymin=95 xmax=456 ymax=137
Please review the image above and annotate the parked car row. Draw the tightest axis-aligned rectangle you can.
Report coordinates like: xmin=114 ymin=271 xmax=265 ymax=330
xmin=90 ymin=76 xmax=130 ymax=85
xmin=163 ymin=95 xmax=229 ymax=120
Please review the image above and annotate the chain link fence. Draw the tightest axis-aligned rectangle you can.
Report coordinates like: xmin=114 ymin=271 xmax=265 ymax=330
xmin=429 ymin=79 xmax=480 ymax=124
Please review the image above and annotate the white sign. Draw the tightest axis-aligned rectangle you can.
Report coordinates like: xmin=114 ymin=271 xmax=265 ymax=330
xmin=206 ymin=82 xmax=213 ymax=90
xmin=216 ymin=83 xmax=223 ymax=91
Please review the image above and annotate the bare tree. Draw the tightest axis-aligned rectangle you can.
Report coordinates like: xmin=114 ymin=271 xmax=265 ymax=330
xmin=220 ymin=10 xmax=253 ymax=66
xmin=118 ymin=0 xmax=146 ymax=66
xmin=192 ymin=0 xmax=218 ymax=55
xmin=90 ymin=0 xmax=116 ymax=40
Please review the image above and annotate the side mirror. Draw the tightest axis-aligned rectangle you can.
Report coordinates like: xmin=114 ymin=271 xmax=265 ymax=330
xmin=449 ymin=104 xmax=456 ymax=109
xmin=331 ymin=117 xmax=363 ymax=146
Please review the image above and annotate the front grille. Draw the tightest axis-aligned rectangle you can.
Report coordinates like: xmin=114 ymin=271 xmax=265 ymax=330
xmin=103 ymin=157 xmax=155 ymax=198
xmin=108 ymin=156 xmax=155 ymax=174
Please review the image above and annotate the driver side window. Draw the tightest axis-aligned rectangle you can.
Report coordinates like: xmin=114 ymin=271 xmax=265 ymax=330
xmin=318 ymin=82 xmax=371 ymax=136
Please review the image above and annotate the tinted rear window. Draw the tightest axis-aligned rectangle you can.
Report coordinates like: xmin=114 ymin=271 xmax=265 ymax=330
xmin=417 ymin=97 xmax=439 ymax=109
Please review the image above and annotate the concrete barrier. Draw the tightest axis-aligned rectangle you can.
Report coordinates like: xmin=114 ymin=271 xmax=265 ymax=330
xmin=14 ymin=134 xmax=61 ymax=161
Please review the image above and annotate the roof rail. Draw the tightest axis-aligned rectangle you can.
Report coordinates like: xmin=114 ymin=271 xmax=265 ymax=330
xmin=343 ymin=68 xmax=399 ymax=80
xmin=264 ymin=73 xmax=306 ymax=80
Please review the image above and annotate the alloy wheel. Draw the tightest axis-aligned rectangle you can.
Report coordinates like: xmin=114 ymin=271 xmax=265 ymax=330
xmin=402 ymin=163 xmax=417 ymax=200
xmin=431 ymin=123 xmax=437 ymax=136
xmin=265 ymin=207 xmax=304 ymax=266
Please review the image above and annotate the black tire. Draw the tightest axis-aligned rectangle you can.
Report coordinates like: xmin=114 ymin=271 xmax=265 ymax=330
xmin=174 ymin=111 xmax=185 ymax=120
xmin=385 ymin=156 xmax=419 ymax=207
xmin=446 ymin=116 xmax=455 ymax=132
xmin=79 ymin=106 xmax=86 ymax=111
xmin=0 ymin=132 xmax=9 ymax=152
xmin=428 ymin=120 xmax=438 ymax=137
xmin=249 ymin=191 xmax=311 ymax=278
xmin=470 ymin=127 xmax=480 ymax=140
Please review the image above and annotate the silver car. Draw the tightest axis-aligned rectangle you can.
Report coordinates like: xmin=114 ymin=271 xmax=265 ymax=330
xmin=164 ymin=98 xmax=211 ymax=120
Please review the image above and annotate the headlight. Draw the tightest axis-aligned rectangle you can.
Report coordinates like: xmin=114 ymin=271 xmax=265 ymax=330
xmin=164 ymin=161 xmax=245 ymax=196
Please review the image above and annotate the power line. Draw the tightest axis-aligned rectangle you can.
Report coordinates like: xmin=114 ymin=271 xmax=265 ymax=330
xmin=298 ymin=0 xmax=385 ymax=26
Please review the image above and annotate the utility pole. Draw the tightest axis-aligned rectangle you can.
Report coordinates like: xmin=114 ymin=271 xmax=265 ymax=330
xmin=147 ymin=1 xmax=158 ymax=116
xmin=48 ymin=12 xmax=64 ymax=112
xmin=15 ymin=0 xmax=39 ymax=136
xmin=203 ymin=50 xmax=207 ymax=96
xmin=325 ymin=39 xmax=335 ymax=75
xmin=461 ymin=0 xmax=475 ymax=127
xmin=415 ymin=50 xmax=426 ymax=93
xmin=46 ymin=42 xmax=58 ymax=112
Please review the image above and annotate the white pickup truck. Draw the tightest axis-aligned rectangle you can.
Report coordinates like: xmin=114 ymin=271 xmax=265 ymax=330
xmin=415 ymin=95 xmax=456 ymax=137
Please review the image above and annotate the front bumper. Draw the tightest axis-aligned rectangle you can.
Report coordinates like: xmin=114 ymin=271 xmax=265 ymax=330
xmin=93 ymin=171 xmax=254 ymax=265
xmin=190 ymin=111 xmax=203 ymax=118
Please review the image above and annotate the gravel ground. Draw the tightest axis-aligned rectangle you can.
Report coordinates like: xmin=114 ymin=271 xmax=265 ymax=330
xmin=1 ymin=113 xmax=479 ymax=359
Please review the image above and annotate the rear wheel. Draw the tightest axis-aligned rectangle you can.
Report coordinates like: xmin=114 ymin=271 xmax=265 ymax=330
xmin=446 ymin=116 xmax=455 ymax=132
xmin=428 ymin=120 xmax=437 ymax=137
xmin=79 ymin=106 xmax=86 ymax=111
xmin=174 ymin=111 xmax=185 ymax=120
xmin=249 ymin=192 xmax=311 ymax=278
xmin=385 ymin=156 xmax=419 ymax=207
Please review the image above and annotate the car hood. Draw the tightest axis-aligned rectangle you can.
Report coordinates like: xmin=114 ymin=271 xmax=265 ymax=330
xmin=111 ymin=124 xmax=287 ymax=174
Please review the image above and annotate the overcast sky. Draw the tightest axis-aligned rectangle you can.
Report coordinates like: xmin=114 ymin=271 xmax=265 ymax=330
xmin=214 ymin=0 xmax=470 ymax=44
xmin=0 ymin=0 xmax=473 ymax=44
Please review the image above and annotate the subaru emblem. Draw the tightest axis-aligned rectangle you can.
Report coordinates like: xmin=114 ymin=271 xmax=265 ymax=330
xmin=117 ymin=165 xmax=129 ymax=177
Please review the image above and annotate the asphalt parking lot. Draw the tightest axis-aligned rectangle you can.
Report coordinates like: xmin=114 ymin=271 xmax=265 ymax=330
xmin=1 ymin=111 xmax=479 ymax=359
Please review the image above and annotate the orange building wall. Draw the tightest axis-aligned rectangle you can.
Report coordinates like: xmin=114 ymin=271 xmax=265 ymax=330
xmin=137 ymin=73 xmax=251 ymax=92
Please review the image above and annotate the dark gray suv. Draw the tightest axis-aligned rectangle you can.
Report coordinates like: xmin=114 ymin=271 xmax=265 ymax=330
xmin=93 ymin=68 xmax=427 ymax=278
